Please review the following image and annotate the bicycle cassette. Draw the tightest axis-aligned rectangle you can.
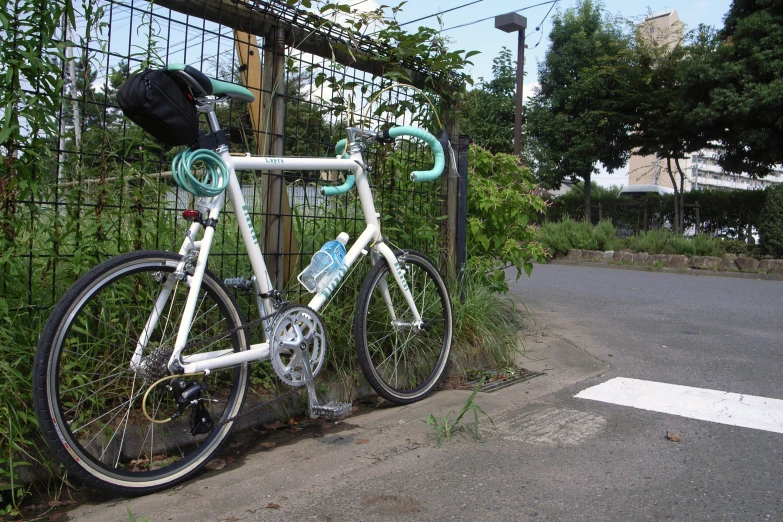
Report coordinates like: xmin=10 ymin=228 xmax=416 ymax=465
xmin=270 ymin=305 xmax=326 ymax=387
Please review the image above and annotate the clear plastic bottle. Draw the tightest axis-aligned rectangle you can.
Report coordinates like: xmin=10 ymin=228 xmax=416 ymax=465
xmin=298 ymin=232 xmax=349 ymax=293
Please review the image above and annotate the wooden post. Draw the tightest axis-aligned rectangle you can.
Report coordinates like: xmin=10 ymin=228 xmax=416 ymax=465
xmin=598 ymin=202 xmax=603 ymax=221
xmin=234 ymin=34 xmax=265 ymax=155
xmin=235 ymin=29 xmax=299 ymax=289
xmin=266 ymin=28 xmax=298 ymax=289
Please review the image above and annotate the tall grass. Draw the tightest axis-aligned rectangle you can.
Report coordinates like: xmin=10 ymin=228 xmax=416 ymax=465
xmin=450 ymin=264 xmax=526 ymax=374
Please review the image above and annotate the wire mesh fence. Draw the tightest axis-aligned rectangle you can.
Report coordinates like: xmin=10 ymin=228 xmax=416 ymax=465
xmin=6 ymin=0 xmax=463 ymax=321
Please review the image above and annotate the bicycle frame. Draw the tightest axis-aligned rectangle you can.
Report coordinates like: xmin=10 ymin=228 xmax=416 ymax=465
xmin=131 ymin=105 xmax=423 ymax=376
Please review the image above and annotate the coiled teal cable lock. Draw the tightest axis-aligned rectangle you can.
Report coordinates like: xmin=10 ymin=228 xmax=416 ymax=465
xmin=171 ymin=148 xmax=230 ymax=197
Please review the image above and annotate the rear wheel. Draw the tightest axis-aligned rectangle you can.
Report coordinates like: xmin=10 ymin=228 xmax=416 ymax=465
xmin=354 ymin=250 xmax=452 ymax=404
xmin=33 ymin=250 xmax=249 ymax=494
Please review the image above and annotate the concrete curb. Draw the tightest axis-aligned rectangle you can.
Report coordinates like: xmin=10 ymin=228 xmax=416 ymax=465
xmin=548 ymin=259 xmax=783 ymax=282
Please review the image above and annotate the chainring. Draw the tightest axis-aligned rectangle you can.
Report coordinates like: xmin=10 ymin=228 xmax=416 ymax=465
xmin=269 ymin=305 xmax=326 ymax=387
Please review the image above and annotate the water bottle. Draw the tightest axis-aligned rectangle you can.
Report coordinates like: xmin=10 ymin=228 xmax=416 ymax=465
xmin=298 ymin=232 xmax=349 ymax=293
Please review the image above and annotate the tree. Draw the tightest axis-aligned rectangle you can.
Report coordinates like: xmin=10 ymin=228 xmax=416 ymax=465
xmin=459 ymin=48 xmax=516 ymax=154
xmin=526 ymin=0 xmax=634 ymax=222
xmin=701 ymin=0 xmax=783 ymax=176
xmin=628 ymin=21 xmax=712 ymax=234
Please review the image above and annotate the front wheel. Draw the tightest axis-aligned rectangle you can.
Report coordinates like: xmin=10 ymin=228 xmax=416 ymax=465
xmin=33 ymin=250 xmax=250 ymax=495
xmin=354 ymin=250 xmax=452 ymax=404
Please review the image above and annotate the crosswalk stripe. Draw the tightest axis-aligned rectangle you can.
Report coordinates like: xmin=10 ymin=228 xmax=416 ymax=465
xmin=575 ymin=377 xmax=783 ymax=434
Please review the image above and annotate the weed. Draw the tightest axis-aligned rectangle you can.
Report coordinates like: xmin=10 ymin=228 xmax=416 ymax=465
xmin=423 ymin=377 xmax=494 ymax=447
xmin=127 ymin=506 xmax=150 ymax=522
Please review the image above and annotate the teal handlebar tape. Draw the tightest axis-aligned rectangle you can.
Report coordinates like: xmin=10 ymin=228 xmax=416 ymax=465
xmin=322 ymin=139 xmax=354 ymax=196
xmin=388 ymin=126 xmax=445 ymax=182
xmin=322 ymin=174 xmax=355 ymax=196
xmin=334 ymin=139 xmax=349 ymax=159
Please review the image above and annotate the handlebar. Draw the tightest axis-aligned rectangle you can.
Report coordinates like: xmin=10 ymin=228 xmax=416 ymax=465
xmin=321 ymin=139 xmax=354 ymax=196
xmin=388 ymin=126 xmax=445 ymax=183
xmin=322 ymin=127 xmax=445 ymax=196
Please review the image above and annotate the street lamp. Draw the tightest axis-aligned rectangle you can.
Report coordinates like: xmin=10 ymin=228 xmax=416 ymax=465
xmin=495 ymin=12 xmax=527 ymax=160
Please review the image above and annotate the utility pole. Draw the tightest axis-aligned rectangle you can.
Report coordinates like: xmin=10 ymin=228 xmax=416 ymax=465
xmin=495 ymin=12 xmax=527 ymax=161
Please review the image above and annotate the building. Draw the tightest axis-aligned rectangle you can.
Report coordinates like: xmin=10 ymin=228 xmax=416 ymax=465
xmin=627 ymin=10 xmax=783 ymax=193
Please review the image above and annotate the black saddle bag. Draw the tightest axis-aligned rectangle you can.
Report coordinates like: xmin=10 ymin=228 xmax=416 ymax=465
xmin=117 ymin=69 xmax=200 ymax=147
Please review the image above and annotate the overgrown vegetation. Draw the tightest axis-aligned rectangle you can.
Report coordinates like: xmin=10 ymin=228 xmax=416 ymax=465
xmin=0 ymin=0 xmax=546 ymax=509
xmin=540 ymin=219 xmax=759 ymax=258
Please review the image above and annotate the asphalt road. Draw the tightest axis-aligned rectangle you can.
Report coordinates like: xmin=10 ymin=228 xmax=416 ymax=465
xmin=65 ymin=264 xmax=783 ymax=522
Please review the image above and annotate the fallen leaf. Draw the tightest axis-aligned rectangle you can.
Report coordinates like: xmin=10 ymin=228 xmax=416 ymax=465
xmin=48 ymin=513 xmax=67 ymax=521
xmin=263 ymin=421 xmax=287 ymax=430
xmin=288 ymin=417 xmax=299 ymax=426
xmin=205 ymin=458 xmax=226 ymax=470
xmin=356 ymin=439 xmax=370 ymax=444
xmin=666 ymin=430 xmax=681 ymax=443
xmin=225 ymin=517 xmax=239 ymax=522
xmin=266 ymin=503 xmax=280 ymax=509
xmin=258 ymin=442 xmax=276 ymax=449
xmin=225 ymin=456 xmax=235 ymax=464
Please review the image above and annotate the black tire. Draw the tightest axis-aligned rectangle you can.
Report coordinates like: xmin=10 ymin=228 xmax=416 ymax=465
xmin=33 ymin=250 xmax=250 ymax=495
xmin=354 ymin=250 xmax=452 ymax=404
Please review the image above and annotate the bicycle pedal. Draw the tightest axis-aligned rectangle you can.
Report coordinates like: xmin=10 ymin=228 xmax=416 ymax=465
xmin=311 ymin=401 xmax=352 ymax=419
xmin=224 ymin=277 xmax=253 ymax=291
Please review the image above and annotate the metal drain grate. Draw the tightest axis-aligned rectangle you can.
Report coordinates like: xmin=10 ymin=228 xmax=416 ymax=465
xmin=460 ymin=368 xmax=545 ymax=393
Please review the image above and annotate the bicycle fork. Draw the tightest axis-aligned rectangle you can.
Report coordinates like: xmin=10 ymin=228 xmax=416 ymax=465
xmin=371 ymin=243 xmax=423 ymax=328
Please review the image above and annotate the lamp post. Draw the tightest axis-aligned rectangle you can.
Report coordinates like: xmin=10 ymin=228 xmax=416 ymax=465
xmin=495 ymin=12 xmax=527 ymax=160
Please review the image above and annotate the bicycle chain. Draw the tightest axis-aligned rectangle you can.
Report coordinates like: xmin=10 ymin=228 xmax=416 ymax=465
xmin=180 ymin=309 xmax=279 ymax=353
xmin=218 ymin=386 xmax=301 ymax=425
xmin=178 ymin=305 xmax=306 ymax=426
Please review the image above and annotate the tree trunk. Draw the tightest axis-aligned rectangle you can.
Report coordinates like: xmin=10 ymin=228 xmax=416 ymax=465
xmin=666 ymin=157 xmax=680 ymax=234
xmin=674 ymin=158 xmax=686 ymax=234
xmin=583 ymin=172 xmax=592 ymax=223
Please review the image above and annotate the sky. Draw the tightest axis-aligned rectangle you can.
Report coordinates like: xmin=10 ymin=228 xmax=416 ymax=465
xmin=368 ymin=0 xmax=734 ymax=187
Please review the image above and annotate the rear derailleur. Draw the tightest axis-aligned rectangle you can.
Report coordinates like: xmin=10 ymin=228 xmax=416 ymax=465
xmin=170 ymin=378 xmax=214 ymax=435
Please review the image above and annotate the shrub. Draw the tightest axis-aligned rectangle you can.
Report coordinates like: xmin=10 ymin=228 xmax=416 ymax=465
xmin=632 ymin=228 xmax=672 ymax=254
xmin=715 ymin=238 xmax=751 ymax=257
xmin=539 ymin=218 xmax=598 ymax=254
xmin=759 ymin=184 xmax=783 ymax=257
xmin=691 ymin=234 xmax=720 ymax=256
xmin=467 ymin=145 xmax=548 ymax=291
xmin=669 ymin=235 xmax=695 ymax=256
xmin=593 ymin=220 xmax=618 ymax=251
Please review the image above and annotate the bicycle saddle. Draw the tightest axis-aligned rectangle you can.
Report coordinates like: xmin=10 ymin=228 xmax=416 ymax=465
xmin=165 ymin=64 xmax=255 ymax=104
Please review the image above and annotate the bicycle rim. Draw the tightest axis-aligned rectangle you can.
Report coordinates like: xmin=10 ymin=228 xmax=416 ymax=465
xmin=355 ymin=251 xmax=452 ymax=403
xmin=40 ymin=252 xmax=248 ymax=491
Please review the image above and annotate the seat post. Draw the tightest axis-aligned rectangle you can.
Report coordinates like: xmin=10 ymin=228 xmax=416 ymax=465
xmin=197 ymin=103 xmax=222 ymax=134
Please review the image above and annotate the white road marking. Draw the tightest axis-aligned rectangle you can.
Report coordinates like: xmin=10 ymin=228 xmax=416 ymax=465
xmin=575 ymin=377 xmax=783 ymax=434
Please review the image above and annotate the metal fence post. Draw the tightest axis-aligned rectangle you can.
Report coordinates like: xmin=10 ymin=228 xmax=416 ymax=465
xmin=456 ymin=136 xmax=469 ymax=291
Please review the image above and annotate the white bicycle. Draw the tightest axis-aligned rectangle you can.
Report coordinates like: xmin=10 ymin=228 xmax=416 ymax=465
xmin=33 ymin=65 xmax=453 ymax=494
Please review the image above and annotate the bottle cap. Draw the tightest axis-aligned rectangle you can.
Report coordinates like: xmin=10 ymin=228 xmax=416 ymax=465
xmin=336 ymin=232 xmax=349 ymax=246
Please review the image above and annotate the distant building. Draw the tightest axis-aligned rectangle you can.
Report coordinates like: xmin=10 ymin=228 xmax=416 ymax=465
xmin=627 ymin=10 xmax=783 ymax=193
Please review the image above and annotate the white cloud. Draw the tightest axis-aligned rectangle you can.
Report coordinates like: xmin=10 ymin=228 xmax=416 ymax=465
xmin=523 ymin=81 xmax=539 ymax=103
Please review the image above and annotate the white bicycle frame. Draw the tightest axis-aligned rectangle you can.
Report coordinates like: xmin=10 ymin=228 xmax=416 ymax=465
xmin=131 ymin=105 xmax=422 ymax=376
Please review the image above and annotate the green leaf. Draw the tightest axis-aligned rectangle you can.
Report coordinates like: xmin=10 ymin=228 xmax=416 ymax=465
xmin=0 ymin=124 xmax=18 ymax=146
